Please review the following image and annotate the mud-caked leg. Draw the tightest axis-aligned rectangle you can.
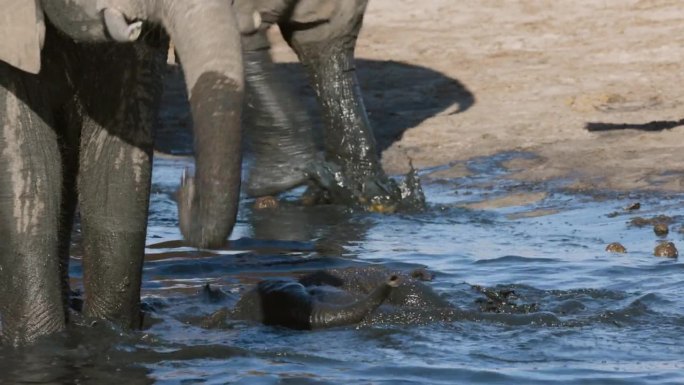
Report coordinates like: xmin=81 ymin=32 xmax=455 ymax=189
xmin=280 ymin=1 xmax=401 ymax=206
xmin=0 ymin=65 xmax=65 ymax=345
xmin=75 ymin=43 xmax=161 ymax=328
xmin=242 ymin=30 xmax=317 ymax=197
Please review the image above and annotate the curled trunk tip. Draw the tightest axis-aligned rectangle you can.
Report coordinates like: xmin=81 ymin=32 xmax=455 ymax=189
xmin=309 ymin=277 xmax=397 ymax=328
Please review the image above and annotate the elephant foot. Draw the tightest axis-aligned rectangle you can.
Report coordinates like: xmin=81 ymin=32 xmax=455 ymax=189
xmin=304 ymin=160 xmax=427 ymax=213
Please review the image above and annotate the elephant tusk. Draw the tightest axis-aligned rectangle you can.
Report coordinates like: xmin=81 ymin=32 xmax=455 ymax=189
xmin=167 ymin=40 xmax=177 ymax=65
xmin=103 ymin=8 xmax=142 ymax=42
xmin=181 ymin=167 xmax=189 ymax=187
xmin=252 ymin=11 xmax=262 ymax=30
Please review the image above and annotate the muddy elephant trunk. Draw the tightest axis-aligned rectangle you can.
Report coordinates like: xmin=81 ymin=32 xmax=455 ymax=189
xmin=308 ymin=275 xmax=399 ymax=328
xmin=44 ymin=0 xmax=244 ymax=248
xmin=151 ymin=1 xmax=243 ymax=248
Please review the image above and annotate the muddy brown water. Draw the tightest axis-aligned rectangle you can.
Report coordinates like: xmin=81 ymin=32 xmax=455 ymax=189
xmin=2 ymin=153 xmax=684 ymax=384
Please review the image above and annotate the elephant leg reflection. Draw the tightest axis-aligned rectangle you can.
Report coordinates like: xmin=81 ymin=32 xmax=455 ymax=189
xmin=76 ymin=43 xmax=160 ymax=329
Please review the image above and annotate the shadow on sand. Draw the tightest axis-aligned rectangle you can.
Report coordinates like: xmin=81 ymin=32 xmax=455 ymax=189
xmin=155 ymin=59 xmax=474 ymax=155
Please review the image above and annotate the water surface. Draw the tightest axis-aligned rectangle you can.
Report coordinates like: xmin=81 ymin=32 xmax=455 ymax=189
xmin=2 ymin=154 xmax=683 ymax=385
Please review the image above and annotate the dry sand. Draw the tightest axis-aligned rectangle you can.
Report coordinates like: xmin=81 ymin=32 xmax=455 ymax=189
xmin=267 ymin=0 xmax=684 ymax=192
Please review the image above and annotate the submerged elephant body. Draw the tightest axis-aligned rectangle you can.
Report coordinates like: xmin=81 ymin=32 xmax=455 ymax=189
xmin=203 ymin=267 xmax=449 ymax=329
xmin=0 ymin=0 xmax=243 ymax=345
xmin=202 ymin=266 xmax=561 ymax=329
xmin=231 ymin=274 xmax=400 ymax=329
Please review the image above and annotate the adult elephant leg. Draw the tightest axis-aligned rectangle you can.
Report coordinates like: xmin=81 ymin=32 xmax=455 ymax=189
xmin=242 ymin=30 xmax=317 ymax=197
xmin=0 ymin=64 xmax=65 ymax=345
xmin=280 ymin=1 xmax=401 ymax=206
xmin=78 ymin=122 xmax=151 ymax=328
xmin=75 ymin=42 xmax=160 ymax=328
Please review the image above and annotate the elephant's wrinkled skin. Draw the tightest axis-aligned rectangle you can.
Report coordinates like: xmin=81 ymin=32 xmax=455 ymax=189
xmin=236 ymin=0 xmax=412 ymax=208
xmin=0 ymin=0 xmax=243 ymax=346
xmin=202 ymin=266 xmax=561 ymax=329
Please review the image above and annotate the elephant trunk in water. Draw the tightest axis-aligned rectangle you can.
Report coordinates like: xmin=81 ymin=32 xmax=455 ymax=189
xmin=308 ymin=275 xmax=399 ymax=328
xmin=42 ymin=0 xmax=243 ymax=248
xmin=154 ymin=1 xmax=244 ymax=248
xmin=257 ymin=275 xmax=399 ymax=329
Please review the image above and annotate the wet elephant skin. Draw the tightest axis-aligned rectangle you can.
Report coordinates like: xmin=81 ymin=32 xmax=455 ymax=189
xmin=198 ymin=266 xmax=561 ymax=329
xmin=0 ymin=0 xmax=244 ymax=346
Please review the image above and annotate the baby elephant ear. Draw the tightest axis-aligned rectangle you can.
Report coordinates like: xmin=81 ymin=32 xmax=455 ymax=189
xmin=0 ymin=0 xmax=45 ymax=74
xmin=290 ymin=0 xmax=336 ymax=24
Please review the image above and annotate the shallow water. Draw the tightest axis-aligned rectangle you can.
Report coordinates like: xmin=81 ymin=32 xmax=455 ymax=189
xmin=2 ymin=153 xmax=684 ymax=385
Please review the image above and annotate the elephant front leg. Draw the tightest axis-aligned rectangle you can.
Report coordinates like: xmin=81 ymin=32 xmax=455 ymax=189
xmin=78 ymin=121 xmax=152 ymax=328
xmin=0 ymin=65 xmax=65 ymax=345
xmin=282 ymin=31 xmax=402 ymax=208
xmin=242 ymin=31 xmax=318 ymax=197
xmin=75 ymin=43 xmax=160 ymax=329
